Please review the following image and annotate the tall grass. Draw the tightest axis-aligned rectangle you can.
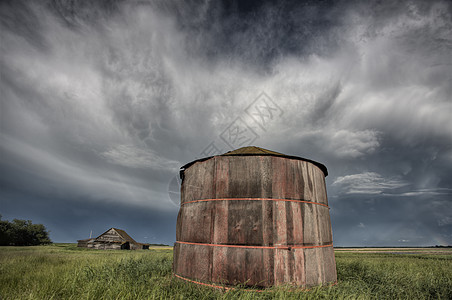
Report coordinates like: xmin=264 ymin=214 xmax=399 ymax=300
xmin=0 ymin=245 xmax=450 ymax=299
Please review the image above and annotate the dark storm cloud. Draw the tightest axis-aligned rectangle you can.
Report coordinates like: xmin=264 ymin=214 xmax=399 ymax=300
xmin=1 ymin=0 xmax=451 ymax=245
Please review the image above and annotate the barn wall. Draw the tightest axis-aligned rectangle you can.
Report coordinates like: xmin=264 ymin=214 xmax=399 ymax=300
xmin=92 ymin=242 xmax=122 ymax=250
xmin=96 ymin=229 xmax=122 ymax=242
xmin=130 ymin=243 xmax=142 ymax=250
xmin=77 ymin=239 xmax=94 ymax=248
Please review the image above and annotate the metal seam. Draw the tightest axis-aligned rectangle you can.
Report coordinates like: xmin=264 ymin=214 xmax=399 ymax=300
xmin=181 ymin=198 xmax=329 ymax=208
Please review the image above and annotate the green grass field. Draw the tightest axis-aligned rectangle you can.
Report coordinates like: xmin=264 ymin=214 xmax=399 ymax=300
xmin=0 ymin=244 xmax=451 ymax=299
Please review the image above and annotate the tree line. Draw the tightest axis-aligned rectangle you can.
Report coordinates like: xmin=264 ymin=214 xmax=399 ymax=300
xmin=0 ymin=215 xmax=52 ymax=246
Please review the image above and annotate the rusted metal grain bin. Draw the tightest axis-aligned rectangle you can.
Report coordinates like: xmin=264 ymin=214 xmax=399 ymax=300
xmin=173 ymin=146 xmax=336 ymax=288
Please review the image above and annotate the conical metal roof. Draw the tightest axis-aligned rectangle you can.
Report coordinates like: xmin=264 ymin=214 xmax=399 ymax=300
xmin=181 ymin=146 xmax=328 ymax=176
xmin=222 ymin=146 xmax=284 ymax=156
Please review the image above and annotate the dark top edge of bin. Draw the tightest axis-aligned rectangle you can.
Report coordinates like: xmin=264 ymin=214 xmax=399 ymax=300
xmin=180 ymin=146 xmax=328 ymax=177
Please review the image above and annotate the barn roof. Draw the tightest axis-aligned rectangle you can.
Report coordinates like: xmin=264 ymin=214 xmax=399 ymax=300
xmin=181 ymin=146 xmax=328 ymax=176
xmin=113 ymin=228 xmax=139 ymax=244
xmin=96 ymin=228 xmax=139 ymax=244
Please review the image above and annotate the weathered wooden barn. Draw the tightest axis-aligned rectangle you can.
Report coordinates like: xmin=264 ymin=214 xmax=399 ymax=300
xmin=174 ymin=146 xmax=337 ymax=288
xmin=77 ymin=228 xmax=149 ymax=250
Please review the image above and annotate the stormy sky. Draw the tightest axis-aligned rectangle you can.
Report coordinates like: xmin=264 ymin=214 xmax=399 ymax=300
xmin=1 ymin=0 xmax=451 ymax=246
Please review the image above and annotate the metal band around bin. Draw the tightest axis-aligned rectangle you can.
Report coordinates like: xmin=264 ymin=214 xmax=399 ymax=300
xmin=181 ymin=198 xmax=329 ymax=208
xmin=176 ymin=241 xmax=333 ymax=250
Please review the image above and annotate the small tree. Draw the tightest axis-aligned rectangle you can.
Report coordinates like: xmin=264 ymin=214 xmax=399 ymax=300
xmin=0 ymin=215 xmax=52 ymax=246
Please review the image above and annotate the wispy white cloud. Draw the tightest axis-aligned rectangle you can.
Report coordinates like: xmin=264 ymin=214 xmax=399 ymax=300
xmin=333 ymin=172 xmax=408 ymax=194
xmin=333 ymin=174 xmax=452 ymax=197
xmin=389 ymin=188 xmax=452 ymax=197
xmin=101 ymin=145 xmax=180 ymax=170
